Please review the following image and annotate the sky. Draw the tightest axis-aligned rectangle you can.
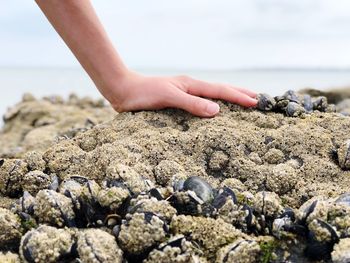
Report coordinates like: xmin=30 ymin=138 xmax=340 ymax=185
xmin=1 ymin=0 xmax=350 ymax=70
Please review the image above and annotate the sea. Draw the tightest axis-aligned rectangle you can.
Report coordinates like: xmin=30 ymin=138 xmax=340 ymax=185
xmin=1 ymin=67 xmax=350 ymax=124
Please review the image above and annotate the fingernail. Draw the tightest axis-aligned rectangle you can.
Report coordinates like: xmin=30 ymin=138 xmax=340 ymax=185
xmin=206 ymin=102 xmax=220 ymax=115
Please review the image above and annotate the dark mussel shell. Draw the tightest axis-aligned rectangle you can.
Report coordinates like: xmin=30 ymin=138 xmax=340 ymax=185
xmin=183 ymin=176 xmax=213 ymax=203
xmin=305 ymin=219 xmax=339 ymax=261
xmin=286 ymin=102 xmax=306 ymax=117
xmin=257 ymin=94 xmax=276 ymax=111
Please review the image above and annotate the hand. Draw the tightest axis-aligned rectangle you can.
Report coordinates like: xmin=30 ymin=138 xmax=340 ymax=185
xmin=35 ymin=1 xmax=257 ymax=117
xmin=108 ymin=71 xmax=257 ymax=117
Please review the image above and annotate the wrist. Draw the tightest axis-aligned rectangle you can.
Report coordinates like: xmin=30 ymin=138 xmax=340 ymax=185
xmin=97 ymin=68 xmax=139 ymax=111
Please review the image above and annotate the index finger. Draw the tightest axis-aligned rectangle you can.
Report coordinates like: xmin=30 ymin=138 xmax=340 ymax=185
xmin=183 ymin=78 xmax=258 ymax=107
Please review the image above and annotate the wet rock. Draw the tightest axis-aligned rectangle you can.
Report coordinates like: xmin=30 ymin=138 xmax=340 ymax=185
xmin=3 ymin=91 xmax=350 ymax=261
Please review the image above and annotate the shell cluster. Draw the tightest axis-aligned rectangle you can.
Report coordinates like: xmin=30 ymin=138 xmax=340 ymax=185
xmin=1 ymin=173 xmax=350 ymax=262
xmin=257 ymin=90 xmax=336 ymax=117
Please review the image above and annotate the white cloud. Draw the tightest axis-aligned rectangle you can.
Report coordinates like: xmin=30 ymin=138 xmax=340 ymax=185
xmin=1 ymin=0 xmax=350 ymax=69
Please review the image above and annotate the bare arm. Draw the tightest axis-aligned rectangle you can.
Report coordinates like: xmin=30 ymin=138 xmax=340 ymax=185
xmin=35 ymin=0 xmax=257 ymax=117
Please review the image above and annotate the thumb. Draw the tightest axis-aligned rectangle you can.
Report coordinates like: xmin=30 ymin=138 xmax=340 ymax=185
xmin=171 ymin=91 xmax=220 ymax=117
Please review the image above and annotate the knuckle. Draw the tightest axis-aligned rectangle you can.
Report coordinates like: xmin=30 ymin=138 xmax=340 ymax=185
xmin=176 ymin=75 xmax=191 ymax=83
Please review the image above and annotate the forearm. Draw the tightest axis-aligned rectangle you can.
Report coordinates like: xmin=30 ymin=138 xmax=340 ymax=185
xmin=35 ymin=0 xmax=128 ymax=103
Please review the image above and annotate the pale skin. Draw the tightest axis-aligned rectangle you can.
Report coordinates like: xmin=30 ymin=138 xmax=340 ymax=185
xmin=35 ymin=0 xmax=258 ymax=117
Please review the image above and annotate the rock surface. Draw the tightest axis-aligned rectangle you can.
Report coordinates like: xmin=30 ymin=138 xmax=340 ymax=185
xmin=1 ymin=91 xmax=350 ymax=262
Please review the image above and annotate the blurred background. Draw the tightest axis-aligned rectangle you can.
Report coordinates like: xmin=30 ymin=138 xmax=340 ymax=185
xmin=1 ymin=0 xmax=350 ymax=117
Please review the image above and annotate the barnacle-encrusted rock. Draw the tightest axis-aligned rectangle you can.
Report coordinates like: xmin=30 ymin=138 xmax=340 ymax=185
xmin=208 ymin=150 xmax=229 ymax=171
xmin=19 ymin=225 xmax=75 ymax=263
xmin=106 ymin=163 xmax=152 ymax=194
xmin=34 ymin=190 xmax=76 ymax=227
xmin=220 ymin=178 xmax=246 ymax=194
xmin=337 ymin=139 xmax=350 ymax=170
xmin=305 ymin=219 xmax=339 ymax=260
xmin=265 ymin=164 xmax=298 ymax=194
xmin=0 ymin=208 xmax=22 ymax=249
xmin=23 ymin=151 xmax=46 ymax=171
xmin=332 ymin=238 xmax=350 ymax=263
xmin=263 ymin=148 xmax=284 ymax=164
xmin=0 ymin=159 xmax=28 ymax=197
xmin=118 ymin=212 xmax=168 ymax=256
xmin=154 ymin=160 xmax=185 ymax=186
xmin=216 ymin=239 xmax=261 ymax=263
xmin=97 ymin=186 xmax=130 ymax=211
xmin=170 ymin=215 xmax=246 ymax=258
xmin=0 ymin=252 xmax=21 ymax=263
xmin=144 ymin=235 xmax=199 ymax=263
xmin=77 ymin=228 xmax=123 ymax=263
xmin=296 ymin=197 xmax=329 ymax=224
xmin=21 ymin=170 xmax=56 ymax=195
xmin=59 ymin=176 xmax=85 ymax=197
xmin=128 ymin=197 xmax=177 ymax=221
xmin=253 ymin=191 xmax=283 ymax=217
xmin=308 ymin=219 xmax=338 ymax=243
xmin=4 ymin=91 xmax=350 ymax=261
xmin=0 ymin=94 xmax=114 ymax=158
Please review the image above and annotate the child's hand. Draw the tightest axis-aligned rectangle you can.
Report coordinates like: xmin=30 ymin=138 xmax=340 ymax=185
xmin=108 ymin=71 xmax=257 ymax=117
xmin=35 ymin=0 xmax=257 ymax=117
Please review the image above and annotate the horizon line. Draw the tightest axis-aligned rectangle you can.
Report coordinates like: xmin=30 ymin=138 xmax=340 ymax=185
xmin=1 ymin=65 xmax=350 ymax=72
